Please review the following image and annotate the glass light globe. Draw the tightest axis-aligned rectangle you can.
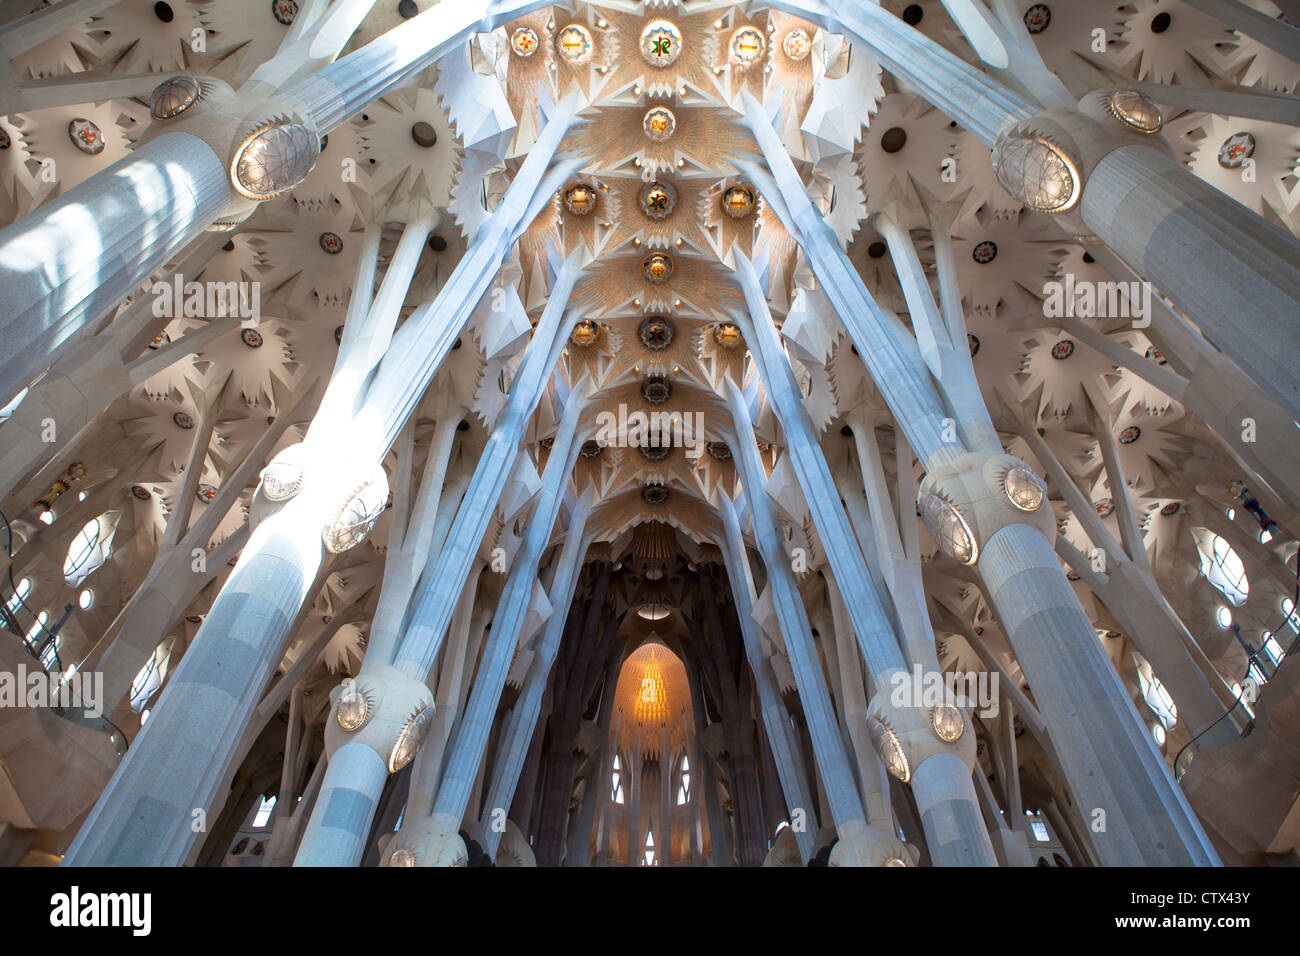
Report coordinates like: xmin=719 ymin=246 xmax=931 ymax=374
xmin=260 ymin=446 xmax=304 ymax=501
xmin=1107 ymin=90 xmax=1162 ymax=134
xmin=149 ymin=74 xmax=202 ymax=120
xmin=931 ymin=705 xmax=965 ymax=743
xmin=389 ymin=706 xmax=434 ymax=771
xmin=336 ymin=684 xmax=369 ymax=732
xmin=918 ymin=492 xmax=978 ymax=565
xmin=867 ymin=716 xmax=911 ymax=782
xmin=388 ymin=847 xmax=416 ymax=867
xmin=883 ymin=856 xmax=909 ymax=867
xmin=993 ymin=134 xmax=1079 ymax=214
xmin=323 ymin=469 xmax=389 ymax=554
xmin=232 ymin=122 xmax=319 ymax=200
xmin=1004 ymin=465 xmax=1045 ymax=512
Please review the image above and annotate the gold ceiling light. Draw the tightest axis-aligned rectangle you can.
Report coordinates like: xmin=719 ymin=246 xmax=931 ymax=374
xmin=783 ymin=28 xmax=812 ymax=61
xmin=556 ymin=24 xmax=594 ymax=64
xmin=730 ymin=26 xmax=765 ymax=65
xmin=722 ymin=184 xmax=756 ymax=219
xmin=570 ymin=320 xmax=600 ymax=347
xmin=714 ymin=322 xmax=743 ymax=348
xmin=510 ymin=27 xmax=539 ymax=56
xmin=640 ymin=180 xmax=677 ymax=219
xmin=563 ymin=183 xmax=596 ymax=216
xmin=640 ymin=19 xmax=682 ymax=67
xmin=643 ymin=107 xmax=676 ymax=142
xmin=1106 ymin=90 xmax=1163 ymax=134
xmin=643 ymin=253 xmax=673 ymax=283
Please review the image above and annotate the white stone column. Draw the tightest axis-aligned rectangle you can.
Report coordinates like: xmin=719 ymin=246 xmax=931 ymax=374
xmin=62 ymin=116 xmax=576 ymax=866
xmin=481 ymin=493 xmax=595 ymax=860
xmin=0 ymin=134 xmax=230 ymax=406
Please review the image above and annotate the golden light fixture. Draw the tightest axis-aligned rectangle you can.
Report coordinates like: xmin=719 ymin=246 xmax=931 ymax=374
xmin=723 ymin=184 xmax=756 ymax=218
xmin=564 ymin=183 xmax=596 ymax=216
xmin=714 ymin=322 xmax=743 ymax=349
xmin=643 ymin=253 xmax=673 ymax=283
xmin=570 ymin=320 xmax=600 ymax=347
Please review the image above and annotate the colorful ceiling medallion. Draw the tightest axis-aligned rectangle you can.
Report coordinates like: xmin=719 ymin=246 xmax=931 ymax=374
xmin=563 ymin=183 xmax=596 ymax=216
xmin=782 ymin=28 xmax=811 ymax=61
xmin=642 ymin=484 xmax=671 ymax=505
xmin=1161 ymin=501 xmax=1181 ymax=516
xmin=643 ymin=107 xmax=676 ymax=142
xmin=642 ymin=253 xmax=673 ymax=283
xmin=241 ymin=328 xmax=264 ymax=348
xmin=149 ymin=331 xmax=171 ymax=350
xmin=1217 ymin=132 xmax=1255 ymax=169
xmin=0 ymin=128 xmax=9 ymax=150
xmin=197 ymin=483 xmax=218 ymax=503
xmin=130 ymin=485 xmax=152 ymax=501
xmin=173 ymin=411 xmax=194 ymax=430
xmin=641 ymin=376 xmax=671 ymax=405
xmin=730 ymin=26 xmax=765 ymax=65
xmin=1118 ymin=425 xmax=1142 ymax=445
xmin=1050 ymin=339 xmax=1075 ymax=360
xmin=556 ymin=24 xmax=594 ymax=64
xmin=334 ymin=325 xmax=344 ymax=345
xmin=570 ymin=320 xmax=600 ymax=347
xmin=1106 ymin=90 xmax=1163 ymax=135
xmin=319 ymin=232 xmax=343 ymax=254
xmin=1066 ymin=569 xmax=1081 ymax=581
xmin=640 ymin=19 xmax=682 ymax=67
xmin=639 ymin=316 xmax=674 ymax=350
xmin=706 ymin=441 xmax=732 ymax=461
xmin=1145 ymin=346 xmax=1167 ymax=365
xmin=640 ymin=443 xmax=671 ymax=462
xmin=1094 ymin=497 xmax=1114 ymax=517
xmin=510 ymin=26 xmax=539 ymax=57
xmin=271 ymin=0 xmax=298 ymax=25
xmin=967 ymin=333 xmax=980 ymax=357
xmin=722 ymin=184 xmax=756 ymax=219
xmin=149 ymin=74 xmax=202 ymax=121
xmin=714 ymin=322 xmax=742 ymax=349
xmin=640 ymin=180 xmax=677 ymax=219
xmin=971 ymin=240 xmax=997 ymax=264
xmin=68 ymin=118 xmax=105 ymax=155
xmin=580 ymin=439 xmax=604 ymax=459
xmin=1023 ymin=3 xmax=1050 ymax=33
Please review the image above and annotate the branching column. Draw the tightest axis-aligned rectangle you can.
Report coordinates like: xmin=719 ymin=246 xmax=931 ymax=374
xmin=745 ymin=92 xmax=1220 ymax=866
